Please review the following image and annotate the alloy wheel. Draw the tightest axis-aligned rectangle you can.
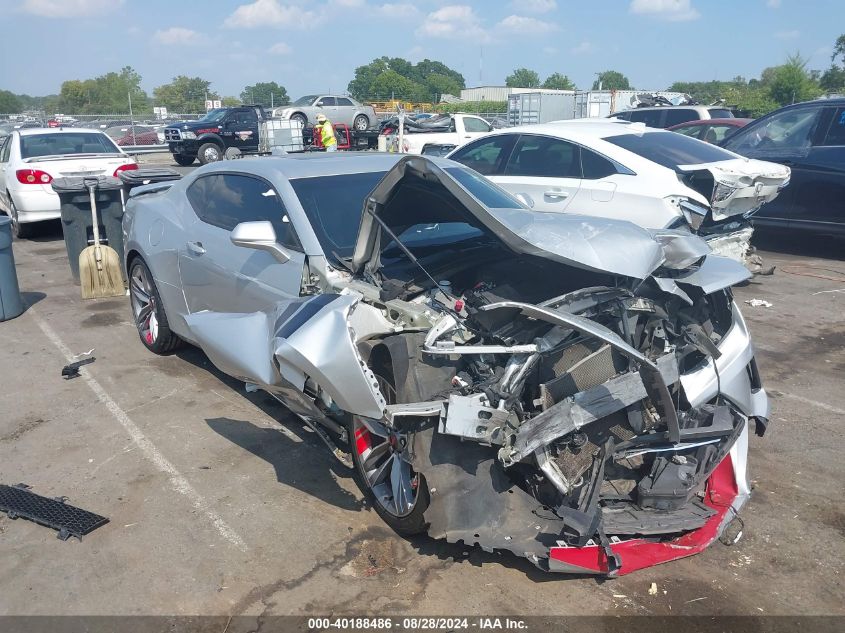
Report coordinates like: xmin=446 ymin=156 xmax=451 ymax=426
xmin=130 ymin=263 xmax=158 ymax=345
xmin=352 ymin=375 xmax=420 ymax=518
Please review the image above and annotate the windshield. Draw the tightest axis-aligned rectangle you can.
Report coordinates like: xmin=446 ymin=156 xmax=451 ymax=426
xmin=292 ymin=95 xmax=319 ymax=106
xmin=20 ymin=132 xmax=120 ymax=158
xmin=200 ymin=109 xmax=229 ymax=122
xmin=605 ymin=131 xmax=737 ymax=169
xmin=290 ymin=171 xmax=387 ymax=260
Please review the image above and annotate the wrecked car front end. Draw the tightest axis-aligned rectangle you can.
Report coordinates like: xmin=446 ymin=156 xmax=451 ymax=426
xmin=190 ymin=156 xmax=769 ymax=575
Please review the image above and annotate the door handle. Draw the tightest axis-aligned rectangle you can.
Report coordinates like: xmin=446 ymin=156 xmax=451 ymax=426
xmin=186 ymin=241 xmax=206 ymax=255
xmin=544 ymin=190 xmax=570 ymax=199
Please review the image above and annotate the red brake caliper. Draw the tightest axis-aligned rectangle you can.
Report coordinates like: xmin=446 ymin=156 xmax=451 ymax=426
xmin=354 ymin=426 xmax=372 ymax=456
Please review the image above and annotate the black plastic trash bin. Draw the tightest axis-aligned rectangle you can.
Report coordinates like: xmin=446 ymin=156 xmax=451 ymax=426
xmin=118 ymin=167 xmax=182 ymax=203
xmin=0 ymin=216 xmax=24 ymax=321
xmin=52 ymin=176 xmax=125 ymax=285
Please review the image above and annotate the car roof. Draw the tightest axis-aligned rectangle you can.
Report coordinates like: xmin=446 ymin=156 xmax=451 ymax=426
xmin=195 ymin=152 xmax=457 ymax=180
xmin=18 ymin=127 xmax=104 ymax=136
xmin=495 ymin=119 xmax=659 ymax=141
xmin=668 ymin=118 xmax=752 ymax=128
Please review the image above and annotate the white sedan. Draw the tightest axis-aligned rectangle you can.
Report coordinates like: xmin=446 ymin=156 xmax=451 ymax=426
xmin=0 ymin=128 xmax=137 ymax=237
xmin=447 ymin=120 xmax=791 ymax=264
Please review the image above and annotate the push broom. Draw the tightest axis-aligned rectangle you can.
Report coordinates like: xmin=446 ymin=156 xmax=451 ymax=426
xmin=79 ymin=178 xmax=123 ymax=299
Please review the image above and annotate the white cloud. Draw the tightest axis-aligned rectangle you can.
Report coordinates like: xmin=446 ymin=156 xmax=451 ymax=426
xmin=224 ymin=0 xmax=315 ymax=29
xmin=774 ymin=29 xmax=800 ymax=39
xmin=571 ymin=40 xmax=594 ymax=54
xmin=766 ymin=0 xmax=781 ymax=8
xmin=330 ymin=0 xmax=364 ymax=6
xmin=376 ymin=3 xmax=421 ymax=18
xmin=629 ymin=0 xmax=700 ymax=22
xmin=496 ymin=15 xmax=558 ymax=34
xmin=543 ymin=46 xmax=558 ymax=55
xmin=416 ymin=5 xmax=489 ymax=41
xmin=153 ymin=27 xmax=203 ymax=45
xmin=268 ymin=42 xmax=292 ymax=54
xmin=511 ymin=0 xmax=556 ymax=13
xmin=21 ymin=0 xmax=122 ymax=17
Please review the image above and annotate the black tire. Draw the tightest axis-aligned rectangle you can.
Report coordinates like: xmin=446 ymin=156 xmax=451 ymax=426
xmin=353 ymin=114 xmax=369 ymax=131
xmin=128 ymin=257 xmax=184 ymax=354
xmin=197 ymin=143 xmax=222 ymax=165
xmin=349 ymin=364 xmax=430 ymax=536
xmin=290 ymin=113 xmax=307 ymax=128
xmin=8 ymin=197 xmax=33 ymax=238
xmin=173 ymin=154 xmax=196 ymax=166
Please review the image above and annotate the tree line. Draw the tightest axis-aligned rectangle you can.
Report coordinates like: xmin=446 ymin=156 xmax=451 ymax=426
xmin=2 ymin=35 xmax=844 ymax=116
xmin=0 ymin=67 xmax=291 ymax=115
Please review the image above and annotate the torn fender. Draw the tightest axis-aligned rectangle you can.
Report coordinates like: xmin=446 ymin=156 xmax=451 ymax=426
xmin=184 ymin=294 xmax=387 ymax=420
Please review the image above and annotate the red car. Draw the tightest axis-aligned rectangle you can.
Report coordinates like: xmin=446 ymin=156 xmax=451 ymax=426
xmin=667 ymin=118 xmax=752 ymax=144
xmin=116 ymin=128 xmax=161 ymax=146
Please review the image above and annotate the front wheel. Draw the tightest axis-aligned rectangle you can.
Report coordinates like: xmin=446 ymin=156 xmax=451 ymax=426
xmin=349 ymin=371 xmax=429 ymax=535
xmin=197 ymin=143 xmax=222 ymax=165
xmin=129 ymin=257 xmax=184 ymax=354
xmin=353 ymin=114 xmax=369 ymax=131
xmin=173 ymin=154 xmax=196 ymax=166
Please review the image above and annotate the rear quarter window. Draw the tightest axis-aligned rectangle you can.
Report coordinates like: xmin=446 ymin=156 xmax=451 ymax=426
xmin=664 ymin=109 xmax=698 ymax=127
xmin=606 ymin=131 xmax=738 ymax=169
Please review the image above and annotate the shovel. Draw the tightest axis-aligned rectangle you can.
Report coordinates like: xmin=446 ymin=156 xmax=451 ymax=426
xmin=79 ymin=178 xmax=123 ymax=299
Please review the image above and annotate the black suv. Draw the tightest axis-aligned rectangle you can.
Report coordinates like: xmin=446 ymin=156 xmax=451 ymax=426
xmin=720 ymin=98 xmax=845 ymax=236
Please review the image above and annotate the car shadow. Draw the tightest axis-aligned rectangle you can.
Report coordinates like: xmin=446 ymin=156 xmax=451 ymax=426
xmin=172 ymin=346 xmax=362 ymax=513
xmin=206 ymin=416 xmax=363 ymax=513
xmin=753 ymin=228 xmax=844 ymax=261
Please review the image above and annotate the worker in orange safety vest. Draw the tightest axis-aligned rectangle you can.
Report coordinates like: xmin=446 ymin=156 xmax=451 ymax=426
xmin=315 ymin=114 xmax=337 ymax=152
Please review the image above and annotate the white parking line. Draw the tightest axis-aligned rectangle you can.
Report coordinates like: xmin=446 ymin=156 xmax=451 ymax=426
xmin=780 ymin=392 xmax=845 ymax=416
xmin=28 ymin=306 xmax=249 ymax=552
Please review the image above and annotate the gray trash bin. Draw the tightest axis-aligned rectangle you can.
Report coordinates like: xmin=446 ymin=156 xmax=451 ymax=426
xmin=0 ymin=216 xmax=24 ymax=321
xmin=118 ymin=167 xmax=182 ymax=202
xmin=52 ymin=176 xmax=124 ymax=285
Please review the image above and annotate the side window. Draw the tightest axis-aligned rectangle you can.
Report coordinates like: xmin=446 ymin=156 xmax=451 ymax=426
xmin=449 ymin=135 xmax=516 ymax=175
xmin=504 ymin=135 xmax=581 ymax=179
xmin=664 ymin=109 xmax=697 ymax=127
xmin=0 ymin=136 xmax=10 ymax=162
xmin=463 ymin=117 xmax=492 ymax=133
xmin=336 ymin=98 xmax=354 ymax=107
xmin=235 ymin=110 xmax=257 ymax=126
xmin=186 ymin=174 xmax=302 ymax=250
xmin=724 ymin=107 xmax=821 ymax=155
xmin=580 ymin=148 xmax=621 ymax=179
xmin=628 ymin=109 xmax=664 ymax=127
xmin=820 ymin=107 xmax=845 ymax=147
xmin=705 ymin=125 xmax=738 ymax=144
xmin=317 ymin=97 xmax=336 ymax=107
xmin=673 ymin=125 xmax=703 ymax=139
xmin=611 ymin=111 xmax=631 ymax=121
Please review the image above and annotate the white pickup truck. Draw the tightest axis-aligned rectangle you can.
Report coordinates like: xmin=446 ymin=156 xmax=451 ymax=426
xmin=389 ymin=113 xmax=494 ymax=155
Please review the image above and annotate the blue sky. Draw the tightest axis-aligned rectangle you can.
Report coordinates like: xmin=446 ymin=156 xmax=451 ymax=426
xmin=0 ymin=0 xmax=841 ymax=99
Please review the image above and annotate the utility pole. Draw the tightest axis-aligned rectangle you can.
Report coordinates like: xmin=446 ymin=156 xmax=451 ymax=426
xmin=128 ymin=91 xmax=136 ymax=140
xmin=271 ymin=92 xmax=274 ymax=109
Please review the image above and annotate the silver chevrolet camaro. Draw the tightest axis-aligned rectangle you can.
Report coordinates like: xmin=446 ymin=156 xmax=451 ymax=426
xmin=123 ymin=153 xmax=770 ymax=575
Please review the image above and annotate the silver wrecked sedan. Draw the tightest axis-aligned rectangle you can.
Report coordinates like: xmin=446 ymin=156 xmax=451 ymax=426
xmin=123 ymin=154 xmax=770 ymax=575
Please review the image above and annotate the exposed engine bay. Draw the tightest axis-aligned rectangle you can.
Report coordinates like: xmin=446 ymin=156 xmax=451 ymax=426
xmin=348 ymin=241 xmax=759 ymax=574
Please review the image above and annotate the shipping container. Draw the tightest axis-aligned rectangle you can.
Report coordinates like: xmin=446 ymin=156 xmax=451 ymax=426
xmin=575 ymin=90 xmax=689 ymax=118
xmin=507 ymin=92 xmax=576 ymax=125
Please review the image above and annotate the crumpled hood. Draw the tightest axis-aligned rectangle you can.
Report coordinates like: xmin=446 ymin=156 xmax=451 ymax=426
xmin=352 ymin=156 xmax=713 ymax=280
xmin=677 ymin=157 xmax=791 ymax=221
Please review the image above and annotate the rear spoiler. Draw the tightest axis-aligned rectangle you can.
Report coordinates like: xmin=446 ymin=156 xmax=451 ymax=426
xmin=127 ymin=182 xmax=174 ymax=199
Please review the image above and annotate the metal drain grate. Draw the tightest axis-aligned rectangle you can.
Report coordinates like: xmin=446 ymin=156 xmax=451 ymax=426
xmin=0 ymin=484 xmax=109 ymax=540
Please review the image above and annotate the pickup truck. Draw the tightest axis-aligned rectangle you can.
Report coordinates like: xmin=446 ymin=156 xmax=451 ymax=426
xmin=387 ymin=113 xmax=494 ymax=155
xmin=164 ymin=105 xmax=282 ymax=165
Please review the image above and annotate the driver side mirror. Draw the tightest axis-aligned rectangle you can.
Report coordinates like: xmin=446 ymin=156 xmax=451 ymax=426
xmin=230 ymin=221 xmax=290 ymax=264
